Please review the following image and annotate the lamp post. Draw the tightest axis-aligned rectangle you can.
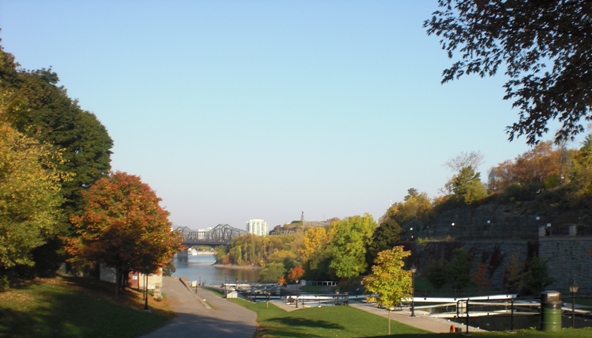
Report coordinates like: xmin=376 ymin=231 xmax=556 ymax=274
xmin=224 ymin=273 xmax=227 ymax=297
xmin=570 ymin=279 xmax=579 ymax=328
xmin=410 ymin=265 xmax=417 ymax=317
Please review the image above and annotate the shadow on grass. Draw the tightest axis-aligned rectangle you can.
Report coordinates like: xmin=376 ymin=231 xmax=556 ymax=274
xmin=0 ymin=277 xmax=172 ymax=338
xmin=267 ymin=316 xmax=344 ymax=330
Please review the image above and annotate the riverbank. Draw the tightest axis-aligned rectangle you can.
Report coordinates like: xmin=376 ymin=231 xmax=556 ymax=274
xmin=212 ymin=264 xmax=263 ymax=270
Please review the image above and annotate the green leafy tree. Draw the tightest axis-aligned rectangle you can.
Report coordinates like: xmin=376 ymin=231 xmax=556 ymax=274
xmin=425 ymin=0 xmax=592 ymax=145
xmin=449 ymin=248 xmax=473 ymax=290
xmin=0 ymin=124 xmax=71 ymax=288
xmin=451 ymin=166 xmax=487 ymax=205
xmin=259 ymin=262 xmax=285 ymax=283
xmin=366 ymin=219 xmax=402 ymax=269
xmin=426 ymin=260 xmax=449 ymax=291
xmin=163 ymin=262 xmax=176 ymax=277
xmin=0 ymin=45 xmax=113 ymax=275
xmin=65 ymin=172 xmax=183 ymax=296
xmin=329 ymin=214 xmax=376 ymax=279
xmin=362 ymin=246 xmax=412 ymax=335
xmin=521 ymin=256 xmax=554 ymax=295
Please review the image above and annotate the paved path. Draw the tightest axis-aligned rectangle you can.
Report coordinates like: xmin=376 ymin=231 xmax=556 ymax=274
xmin=140 ymin=277 xmax=257 ymax=338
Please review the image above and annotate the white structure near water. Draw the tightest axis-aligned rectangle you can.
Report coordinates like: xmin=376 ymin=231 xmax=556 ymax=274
xmin=246 ymin=219 xmax=268 ymax=236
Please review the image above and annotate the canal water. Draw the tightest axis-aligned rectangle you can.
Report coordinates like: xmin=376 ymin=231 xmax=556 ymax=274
xmin=171 ymin=253 xmax=261 ymax=286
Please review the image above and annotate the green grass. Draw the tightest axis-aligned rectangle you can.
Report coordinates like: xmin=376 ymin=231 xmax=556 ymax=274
xmin=229 ymin=298 xmax=427 ymax=337
xmin=0 ymin=276 xmax=174 ymax=338
xmin=229 ymin=296 xmax=592 ymax=338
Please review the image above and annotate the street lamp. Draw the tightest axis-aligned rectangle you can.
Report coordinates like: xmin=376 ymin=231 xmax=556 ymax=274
xmin=224 ymin=273 xmax=227 ymax=297
xmin=410 ymin=265 xmax=417 ymax=317
xmin=570 ymin=279 xmax=579 ymax=328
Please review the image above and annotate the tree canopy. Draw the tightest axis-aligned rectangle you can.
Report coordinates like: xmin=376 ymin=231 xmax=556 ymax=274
xmin=362 ymin=246 xmax=412 ymax=335
xmin=0 ymin=124 xmax=70 ymax=281
xmin=65 ymin=172 xmax=182 ymax=294
xmin=0 ymin=46 xmax=113 ymax=216
xmin=425 ymin=0 xmax=592 ymax=144
xmin=329 ymin=214 xmax=376 ymax=279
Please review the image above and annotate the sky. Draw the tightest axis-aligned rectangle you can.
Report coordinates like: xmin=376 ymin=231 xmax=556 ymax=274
xmin=0 ymin=1 xmax=580 ymax=230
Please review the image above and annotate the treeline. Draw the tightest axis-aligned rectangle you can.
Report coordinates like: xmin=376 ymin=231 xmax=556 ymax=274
xmin=219 ymin=141 xmax=592 ymax=288
xmin=1 ymin=43 xmax=181 ymax=292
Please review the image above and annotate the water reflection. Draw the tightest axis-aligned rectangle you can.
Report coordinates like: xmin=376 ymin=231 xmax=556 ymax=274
xmin=172 ymin=253 xmax=261 ymax=286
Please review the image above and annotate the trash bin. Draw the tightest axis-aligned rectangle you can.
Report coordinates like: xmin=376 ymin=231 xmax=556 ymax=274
xmin=540 ymin=291 xmax=562 ymax=332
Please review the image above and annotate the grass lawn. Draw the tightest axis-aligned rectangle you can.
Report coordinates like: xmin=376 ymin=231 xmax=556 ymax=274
xmin=0 ymin=276 xmax=175 ymax=338
xmin=229 ymin=298 xmax=427 ymax=337
xmin=228 ymin=297 xmax=592 ymax=338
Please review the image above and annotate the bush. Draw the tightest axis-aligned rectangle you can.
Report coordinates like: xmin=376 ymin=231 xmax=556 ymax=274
xmin=426 ymin=260 xmax=448 ymax=290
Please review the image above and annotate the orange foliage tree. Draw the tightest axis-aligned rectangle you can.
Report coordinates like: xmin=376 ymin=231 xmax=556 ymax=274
xmin=287 ymin=266 xmax=304 ymax=283
xmin=65 ymin=171 xmax=182 ymax=295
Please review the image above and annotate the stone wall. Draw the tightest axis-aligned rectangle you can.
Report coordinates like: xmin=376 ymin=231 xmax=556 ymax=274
xmin=410 ymin=240 xmax=532 ymax=290
xmin=410 ymin=236 xmax=592 ymax=292
xmin=539 ymin=236 xmax=592 ymax=291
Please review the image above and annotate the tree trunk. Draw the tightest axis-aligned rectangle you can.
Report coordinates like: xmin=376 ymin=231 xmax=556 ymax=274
xmin=115 ymin=266 xmax=121 ymax=297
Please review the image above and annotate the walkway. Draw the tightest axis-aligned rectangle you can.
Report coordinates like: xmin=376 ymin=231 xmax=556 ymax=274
xmin=140 ymin=277 xmax=257 ymax=338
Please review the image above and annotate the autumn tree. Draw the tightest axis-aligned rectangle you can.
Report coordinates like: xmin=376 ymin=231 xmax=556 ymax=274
xmin=329 ymin=214 xmax=376 ymax=279
xmin=287 ymin=266 xmax=304 ymax=283
xmin=503 ymin=252 xmax=523 ymax=293
xmin=385 ymin=188 xmax=433 ymax=226
xmin=489 ymin=141 xmax=570 ymax=192
xmin=298 ymin=226 xmax=328 ymax=263
xmin=425 ymin=0 xmax=592 ymax=145
xmin=362 ymin=246 xmax=412 ymax=335
xmin=65 ymin=172 xmax=182 ymax=296
xmin=0 ymin=124 xmax=71 ymax=288
xmin=0 ymin=44 xmax=113 ymax=274
xmin=471 ymin=263 xmax=490 ymax=292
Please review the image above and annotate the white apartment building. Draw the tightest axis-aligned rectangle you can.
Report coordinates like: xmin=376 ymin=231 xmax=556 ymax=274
xmin=246 ymin=219 xmax=268 ymax=236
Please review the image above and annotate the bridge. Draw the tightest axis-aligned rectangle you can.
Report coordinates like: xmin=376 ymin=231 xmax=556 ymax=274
xmin=174 ymin=223 xmax=248 ymax=246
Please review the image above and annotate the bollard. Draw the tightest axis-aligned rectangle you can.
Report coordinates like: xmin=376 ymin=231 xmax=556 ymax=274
xmin=540 ymin=291 xmax=562 ymax=332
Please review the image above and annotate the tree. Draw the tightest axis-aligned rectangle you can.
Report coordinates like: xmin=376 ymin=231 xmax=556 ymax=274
xmin=451 ymin=166 xmax=488 ymax=204
xmin=287 ymin=266 xmax=304 ymax=283
xmin=521 ymin=256 xmax=554 ymax=295
xmin=259 ymin=262 xmax=285 ymax=283
xmin=65 ymin=171 xmax=182 ymax=296
xmin=362 ymin=246 xmax=412 ymax=335
xmin=0 ymin=45 xmax=113 ymax=275
xmin=329 ymin=214 xmax=376 ymax=279
xmin=0 ymin=124 xmax=70 ymax=288
xmin=426 ymin=260 xmax=449 ymax=291
xmin=445 ymin=151 xmax=485 ymax=173
xmin=298 ymin=226 xmax=328 ymax=263
xmin=471 ymin=263 xmax=490 ymax=292
xmin=425 ymin=0 xmax=592 ymax=145
xmin=366 ymin=218 xmax=402 ymax=269
xmin=503 ymin=252 xmax=523 ymax=293
xmin=449 ymin=248 xmax=473 ymax=290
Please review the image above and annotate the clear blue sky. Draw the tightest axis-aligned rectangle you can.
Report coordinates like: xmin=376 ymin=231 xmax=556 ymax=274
xmin=0 ymin=1 xmax=577 ymax=230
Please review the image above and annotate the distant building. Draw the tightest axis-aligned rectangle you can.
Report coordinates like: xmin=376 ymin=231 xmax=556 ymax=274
xmin=246 ymin=219 xmax=268 ymax=236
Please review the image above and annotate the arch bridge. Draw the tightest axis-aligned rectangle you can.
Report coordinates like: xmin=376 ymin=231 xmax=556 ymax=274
xmin=175 ymin=224 xmax=248 ymax=246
